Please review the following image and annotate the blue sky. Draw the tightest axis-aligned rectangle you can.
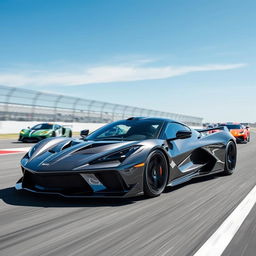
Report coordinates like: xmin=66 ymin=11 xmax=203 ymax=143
xmin=0 ymin=0 xmax=255 ymax=122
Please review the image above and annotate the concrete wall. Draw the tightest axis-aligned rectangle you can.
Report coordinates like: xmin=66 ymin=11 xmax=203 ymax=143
xmin=0 ymin=121 xmax=203 ymax=134
xmin=0 ymin=121 xmax=106 ymax=134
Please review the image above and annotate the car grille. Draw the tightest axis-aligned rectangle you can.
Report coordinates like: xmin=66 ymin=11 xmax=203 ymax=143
xmin=22 ymin=170 xmax=93 ymax=194
xmin=22 ymin=169 xmax=128 ymax=196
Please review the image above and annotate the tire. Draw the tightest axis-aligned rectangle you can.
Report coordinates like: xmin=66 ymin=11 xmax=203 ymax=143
xmin=223 ymin=141 xmax=237 ymax=175
xmin=51 ymin=131 xmax=56 ymax=137
xmin=68 ymin=131 xmax=72 ymax=137
xmin=247 ymin=135 xmax=250 ymax=142
xmin=18 ymin=135 xmax=23 ymax=142
xmin=143 ymin=150 xmax=169 ymax=197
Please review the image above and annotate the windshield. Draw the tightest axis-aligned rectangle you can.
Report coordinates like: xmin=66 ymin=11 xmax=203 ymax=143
xmin=31 ymin=123 xmax=53 ymax=130
xmin=223 ymin=124 xmax=242 ymax=130
xmin=86 ymin=119 xmax=164 ymax=141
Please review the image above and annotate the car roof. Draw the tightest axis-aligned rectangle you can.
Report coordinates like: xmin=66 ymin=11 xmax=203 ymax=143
xmin=125 ymin=116 xmax=175 ymax=122
xmin=34 ymin=123 xmax=55 ymax=126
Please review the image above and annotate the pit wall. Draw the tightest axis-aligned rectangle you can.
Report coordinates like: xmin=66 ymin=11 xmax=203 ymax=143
xmin=0 ymin=121 xmax=202 ymax=134
xmin=0 ymin=121 xmax=105 ymax=134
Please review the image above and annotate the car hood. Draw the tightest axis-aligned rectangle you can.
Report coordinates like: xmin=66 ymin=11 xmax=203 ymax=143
xmin=21 ymin=138 xmax=142 ymax=172
xmin=21 ymin=129 xmax=53 ymax=136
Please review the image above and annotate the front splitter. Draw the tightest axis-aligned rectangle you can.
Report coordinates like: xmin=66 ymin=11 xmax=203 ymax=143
xmin=15 ymin=182 xmax=143 ymax=198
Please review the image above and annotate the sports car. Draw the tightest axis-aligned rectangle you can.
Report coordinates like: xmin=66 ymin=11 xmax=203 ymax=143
xmin=219 ymin=123 xmax=250 ymax=143
xmin=16 ymin=117 xmax=237 ymax=198
xmin=18 ymin=123 xmax=72 ymax=142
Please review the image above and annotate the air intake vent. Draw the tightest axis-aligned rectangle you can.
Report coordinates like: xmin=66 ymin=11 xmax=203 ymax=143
xmin=61 ymin=141 xmax=73 ymax=151
xmin=74 ymin=143 xmax=112 ymax=154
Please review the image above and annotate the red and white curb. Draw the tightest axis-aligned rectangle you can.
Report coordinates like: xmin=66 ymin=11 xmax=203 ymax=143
xmin=0 ymin=147 xmax=31 ymax=155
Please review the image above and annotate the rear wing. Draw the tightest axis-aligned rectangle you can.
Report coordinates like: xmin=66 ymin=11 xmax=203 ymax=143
xmin=196 ymin=126 xmax=228 ymax=133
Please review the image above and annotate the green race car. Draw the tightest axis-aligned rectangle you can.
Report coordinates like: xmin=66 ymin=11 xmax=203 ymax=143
xmin=18 ymin=123 xmax=72 ymax=142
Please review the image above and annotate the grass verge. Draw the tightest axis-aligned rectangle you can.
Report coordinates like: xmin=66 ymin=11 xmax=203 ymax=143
xmin=0 ymin=134 xmax=19 ymax=139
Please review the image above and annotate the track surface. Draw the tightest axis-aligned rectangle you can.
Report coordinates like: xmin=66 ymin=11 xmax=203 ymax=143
xmin=0 ymin=139 xmax=33 ymax=149
xmin=0 ymin=136 xmax=256 ymax=256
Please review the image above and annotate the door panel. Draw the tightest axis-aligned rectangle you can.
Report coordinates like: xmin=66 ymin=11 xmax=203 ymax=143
xmin=163 ymin=122 xmax=201 ymax=181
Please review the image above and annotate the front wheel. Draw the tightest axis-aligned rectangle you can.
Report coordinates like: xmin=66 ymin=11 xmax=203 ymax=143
xmin=223 ymin=141 xmax=237 ymax=175
xmin=18 ymin=135 xmax=23 ymax=142
xmin=143 ymin=150 xmax=169 ymax=197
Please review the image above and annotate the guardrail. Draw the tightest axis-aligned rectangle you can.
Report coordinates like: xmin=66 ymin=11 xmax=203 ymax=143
xmin=0 ymin=85 xmax=203 ymax=126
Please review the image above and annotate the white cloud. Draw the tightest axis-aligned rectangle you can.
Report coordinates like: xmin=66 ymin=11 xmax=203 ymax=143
xmin=0 ymin=63 xmax=246 ymax=87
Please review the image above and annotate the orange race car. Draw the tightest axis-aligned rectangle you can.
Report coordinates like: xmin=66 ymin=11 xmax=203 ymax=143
xmin=220 ymin=123 xmax=250 ymax=143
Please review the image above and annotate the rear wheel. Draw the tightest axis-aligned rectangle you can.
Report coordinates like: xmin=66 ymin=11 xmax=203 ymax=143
xmin=143 ymin=150 xmax=168 ymax=197
xmin=223 ymin=141 xmax=237 ymax=175
xmin=247 ymin=135 xmax=250 ymax=142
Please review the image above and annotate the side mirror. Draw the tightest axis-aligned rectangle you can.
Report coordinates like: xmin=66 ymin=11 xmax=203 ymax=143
xmin=246 ymin=126 xmax=250 ymax=129
xmin=167 ymin=130 xmax=192 ymax=141
xmin=27 ymin=126 xmax=30 ymax=129
xmin=176 ymin=130 xmax=192 ymax=139
xmin=80 ymin=129 xmax=89 ymax=138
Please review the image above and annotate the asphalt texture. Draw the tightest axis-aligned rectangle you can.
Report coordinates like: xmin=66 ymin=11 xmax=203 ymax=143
xmin=0 ymin=139 xmax=34 ymax=149
xmin=0 ymin=134 xmax=256 ymax=256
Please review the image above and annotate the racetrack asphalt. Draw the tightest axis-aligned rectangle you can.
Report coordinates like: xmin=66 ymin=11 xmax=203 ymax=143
xmin=0 ymin=134 xmax=256 ymax=256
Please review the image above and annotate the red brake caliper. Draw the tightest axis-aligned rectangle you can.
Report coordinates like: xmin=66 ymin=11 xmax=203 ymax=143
xmin=159 ymin=166 xmax=163 ymax=176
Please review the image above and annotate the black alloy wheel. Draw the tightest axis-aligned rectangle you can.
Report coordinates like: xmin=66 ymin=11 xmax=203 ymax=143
xmin=144 ymin=150 xmax=168 ymax=197
xmin=223 ymin=141 xmax=237 ymax=175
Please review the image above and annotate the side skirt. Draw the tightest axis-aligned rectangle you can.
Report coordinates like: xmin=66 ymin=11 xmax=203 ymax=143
xmin=167 ymin=168 xmax=224 ymax=187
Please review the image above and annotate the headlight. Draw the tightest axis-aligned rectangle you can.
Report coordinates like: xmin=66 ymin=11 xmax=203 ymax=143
xmin=90 ymin=145 xmax=141 ymax=165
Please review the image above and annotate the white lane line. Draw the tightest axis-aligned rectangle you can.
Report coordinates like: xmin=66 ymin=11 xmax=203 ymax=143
xmin=1 ymin=147 xmax=31 ymax=152
xmin=194 ymin=185 xmax=256 ymax=256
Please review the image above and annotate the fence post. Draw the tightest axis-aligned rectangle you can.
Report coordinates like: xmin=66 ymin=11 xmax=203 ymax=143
xmin=72 ymin=98 xmax=81 ymax=122
xmin=31 ymin=92 xmax=42 ymax=121
xmin=87 ymin=100 xmax=96 ymax=122
xmin=54 ymin=95 xmax=63 ymax=122
xmin=4 ymin=87 xmax=16 ymax=120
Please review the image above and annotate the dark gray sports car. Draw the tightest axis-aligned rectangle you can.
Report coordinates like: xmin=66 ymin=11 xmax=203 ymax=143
xmin=16 ymin=117 xmax=237 ymax=198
